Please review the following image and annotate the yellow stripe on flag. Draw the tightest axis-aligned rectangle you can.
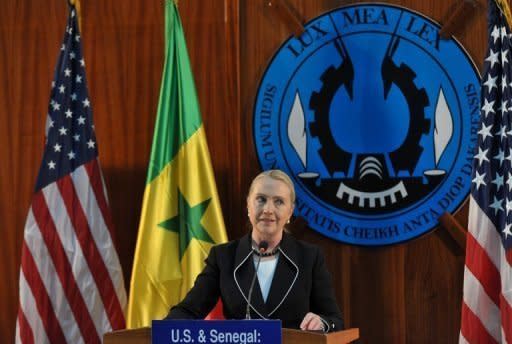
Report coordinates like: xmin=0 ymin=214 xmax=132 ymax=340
xmin=127 ymin=126 xmax=227 ymax=327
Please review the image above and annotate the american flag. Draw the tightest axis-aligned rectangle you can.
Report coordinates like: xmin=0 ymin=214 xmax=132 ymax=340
xmin=460 ymin=0 xmax=512 ymax=343
xmin=15 ymin=5 xmax=127 ymax=344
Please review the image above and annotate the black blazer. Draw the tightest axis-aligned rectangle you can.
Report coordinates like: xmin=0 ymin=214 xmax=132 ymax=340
xmin=165 ymin=232 xmax=344 ymax=332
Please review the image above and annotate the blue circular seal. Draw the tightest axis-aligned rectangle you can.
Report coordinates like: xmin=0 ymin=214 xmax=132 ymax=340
xmin=253 ymin=4 xmax=480 ymax=245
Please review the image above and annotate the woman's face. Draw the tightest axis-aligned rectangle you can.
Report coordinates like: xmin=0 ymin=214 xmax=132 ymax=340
xmin=247 ymin=176 xmax=294 ymax=243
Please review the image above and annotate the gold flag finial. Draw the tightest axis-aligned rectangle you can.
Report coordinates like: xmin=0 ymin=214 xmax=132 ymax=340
xmin=68 ymin=0 xmax=82 ymax=32
xmin=495 ymin=0 xmax=512 ymax=31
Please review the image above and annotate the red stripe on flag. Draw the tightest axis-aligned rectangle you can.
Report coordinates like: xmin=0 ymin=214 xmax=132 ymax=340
xmin=501 ymin=293 xmax=512 ymax=343
xmin=205 ymin=299 xmax=225 ymax=320
xmin=17 ymin=300 xmax=35 ymax=344
xmin=465 ymin=233 xmax=501 ymax=305
xmin=461 ymin=302 xmax=498 ymax=344
xmin=32 ymin=192 xmax=101 ymax=344
xmin=84 ymin=160 xmax=118 ymax=245
xmin=20 ymin=241 xmax=66 ymax=344
xmin=57 ymin=175 xmax=125 ymax=329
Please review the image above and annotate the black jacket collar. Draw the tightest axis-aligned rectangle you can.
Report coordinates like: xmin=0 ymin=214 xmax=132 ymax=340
xmin=233 ymin=232 xmax=299 ymax=318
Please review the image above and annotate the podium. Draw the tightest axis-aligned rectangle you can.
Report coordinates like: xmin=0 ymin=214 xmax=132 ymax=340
xmin=104 ymin=326 xmax=359 ymax=344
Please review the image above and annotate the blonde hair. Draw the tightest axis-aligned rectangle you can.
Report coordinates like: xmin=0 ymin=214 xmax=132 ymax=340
xmin=248 ymin=169 xmax=296 ymax=204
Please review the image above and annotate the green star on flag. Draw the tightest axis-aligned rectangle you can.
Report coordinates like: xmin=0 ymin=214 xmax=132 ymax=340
xmin=158 ymin=189 xmax=214 ymax=260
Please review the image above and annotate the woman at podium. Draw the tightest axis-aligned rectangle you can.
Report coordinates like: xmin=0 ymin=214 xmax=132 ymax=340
xmin=165 ymin=170 xmax=343 ymax=332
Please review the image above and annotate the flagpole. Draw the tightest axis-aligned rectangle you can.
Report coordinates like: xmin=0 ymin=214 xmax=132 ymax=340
xmin=68 ymin=0 xmax=82 ymax=32
xmin=494 ymin=0 xmax=512 ymax=29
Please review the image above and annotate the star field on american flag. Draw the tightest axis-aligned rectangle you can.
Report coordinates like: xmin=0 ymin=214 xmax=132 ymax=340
xmin=36 ymin=9 xmax=96 ymax=191
xmin=472 ymin=11 xmax=512 ymax=249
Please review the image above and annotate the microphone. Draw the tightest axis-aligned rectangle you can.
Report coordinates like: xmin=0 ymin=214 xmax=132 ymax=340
xmin=245 ymin=241 xmax=269 ymax=320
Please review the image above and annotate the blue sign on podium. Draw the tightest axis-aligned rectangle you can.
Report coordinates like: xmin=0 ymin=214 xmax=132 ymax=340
xmin=152 ymin=320 xmax=282 ymax=344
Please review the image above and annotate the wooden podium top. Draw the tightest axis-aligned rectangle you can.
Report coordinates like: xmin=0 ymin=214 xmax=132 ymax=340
xmin=282 ymin=328 xmax=359 ymax=344
xmin=104 ymin=326 xmax=359 ymax=344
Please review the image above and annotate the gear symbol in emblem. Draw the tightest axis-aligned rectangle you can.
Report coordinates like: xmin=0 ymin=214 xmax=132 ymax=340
xmin=305 ymin=32 xmax=432 ymax=211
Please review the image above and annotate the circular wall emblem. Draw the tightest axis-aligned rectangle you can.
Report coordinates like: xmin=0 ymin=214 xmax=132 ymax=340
xmin=253 ymin=4 xmax=481 ymax=245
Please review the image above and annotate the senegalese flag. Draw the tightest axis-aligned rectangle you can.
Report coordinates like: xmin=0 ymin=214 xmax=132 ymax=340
xmin=126 ymin=0 xmax=228 ymax=328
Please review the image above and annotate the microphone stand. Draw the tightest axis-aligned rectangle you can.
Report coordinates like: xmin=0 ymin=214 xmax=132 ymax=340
xmin=245 ymin=241 xmax=268 ymax=320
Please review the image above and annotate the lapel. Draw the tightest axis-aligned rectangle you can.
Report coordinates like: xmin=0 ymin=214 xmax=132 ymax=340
xmin=233 ymin=232 xmax=300 ymax=318
xmin=265 ymin=232 xmax=299 ymax=316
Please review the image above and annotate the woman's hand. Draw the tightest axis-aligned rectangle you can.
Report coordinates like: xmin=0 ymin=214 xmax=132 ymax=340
xmin=300 ymin=312 xmax=325 ymax=331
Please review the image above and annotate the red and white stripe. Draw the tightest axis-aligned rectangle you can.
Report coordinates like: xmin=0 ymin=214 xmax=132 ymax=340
xmin=460 ymin=195 xmax=512 ymax=344
xmin=16 ymin=159 xmax=126 ymax=344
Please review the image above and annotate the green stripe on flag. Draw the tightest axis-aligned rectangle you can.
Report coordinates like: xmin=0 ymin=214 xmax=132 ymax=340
xmin=147 ymin=0 xmax=202 ymax=183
